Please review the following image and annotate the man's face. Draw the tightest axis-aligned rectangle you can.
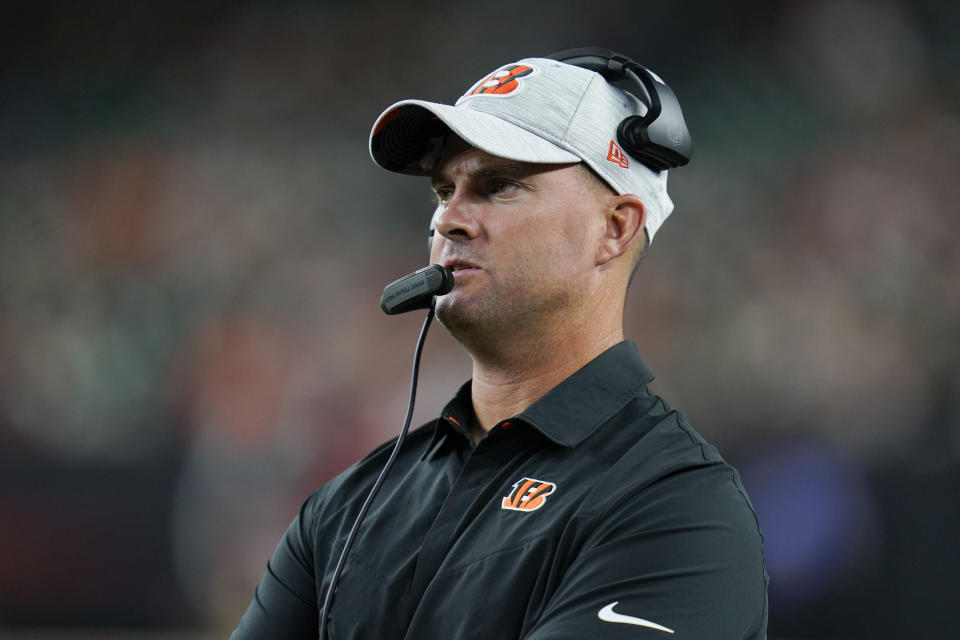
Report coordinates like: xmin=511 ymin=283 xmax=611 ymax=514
xmin=428 ymin=138 xmax=610 ymax=338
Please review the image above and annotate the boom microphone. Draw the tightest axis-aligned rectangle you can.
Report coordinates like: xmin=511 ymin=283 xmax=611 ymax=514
xmin=380 ymin=265 xmax=455 ymax=315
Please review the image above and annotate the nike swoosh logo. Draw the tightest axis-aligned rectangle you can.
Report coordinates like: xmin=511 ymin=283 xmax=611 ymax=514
xmin=598 ymin=602 xmax=675 ymax=634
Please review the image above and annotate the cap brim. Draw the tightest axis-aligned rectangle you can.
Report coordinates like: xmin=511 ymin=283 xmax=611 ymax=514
xmin=370 ymin=99 xmax=580 ymax=176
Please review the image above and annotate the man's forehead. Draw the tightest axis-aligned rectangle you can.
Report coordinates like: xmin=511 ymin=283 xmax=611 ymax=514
xmin=430 ymin=137 xmax=579 ymax=187
xmin=430 ymin=157 xmax=544 ymax=187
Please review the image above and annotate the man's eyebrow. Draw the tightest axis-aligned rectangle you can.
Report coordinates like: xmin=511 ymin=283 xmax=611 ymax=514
xmin=430 ymin=163 xmax=542 ymax=188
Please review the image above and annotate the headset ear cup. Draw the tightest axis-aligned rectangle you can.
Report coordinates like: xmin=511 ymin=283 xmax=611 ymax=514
xmin=546 ymin=47 xmax=692 ymax=171
xmin=616 ymin=115 xmax=647 ymax=158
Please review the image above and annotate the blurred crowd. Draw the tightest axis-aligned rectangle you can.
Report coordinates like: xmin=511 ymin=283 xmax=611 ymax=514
xmin=1 ymin=1 xmax=957 ymax=637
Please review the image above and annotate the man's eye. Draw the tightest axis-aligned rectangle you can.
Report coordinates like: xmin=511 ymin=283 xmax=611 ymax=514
xmin=488 ymin=179 xmax=518 ymax=196
xmin=433 ymin=188 xmax=453 ymax=204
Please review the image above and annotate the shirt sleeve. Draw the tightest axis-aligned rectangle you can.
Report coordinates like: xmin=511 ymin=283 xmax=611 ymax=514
xmin=522 ymin=464 xmax=768 ymax=639
xmin=229 ymin=498 xmax=319 ymax=639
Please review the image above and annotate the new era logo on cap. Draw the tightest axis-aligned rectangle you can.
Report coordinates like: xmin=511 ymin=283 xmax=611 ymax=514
xmin=607 ymin=140 xmax=629 ymax=169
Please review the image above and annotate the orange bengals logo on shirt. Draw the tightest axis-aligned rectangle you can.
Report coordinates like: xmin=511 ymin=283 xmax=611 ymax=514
xmin=501 ymin=477 xmax=557 ymax=512
xmin=462 ymin=64 xmax=535 ymax=99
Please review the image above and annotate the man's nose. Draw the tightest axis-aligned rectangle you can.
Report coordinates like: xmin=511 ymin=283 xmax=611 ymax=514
xmin=433 ymin=193 xmax=481 ymax=244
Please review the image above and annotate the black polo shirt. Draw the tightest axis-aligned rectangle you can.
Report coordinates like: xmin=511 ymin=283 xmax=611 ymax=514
xmin=231 ymin=341 xmax=768 ymax=639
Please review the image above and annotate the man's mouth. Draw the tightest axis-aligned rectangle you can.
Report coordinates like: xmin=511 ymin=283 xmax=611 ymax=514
xmin=444 ymin=260 xmax=480 ymax=274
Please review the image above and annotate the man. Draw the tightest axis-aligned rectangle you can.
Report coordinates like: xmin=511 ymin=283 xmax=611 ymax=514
xmin=232 ymin=52 xmax=768 ymax=639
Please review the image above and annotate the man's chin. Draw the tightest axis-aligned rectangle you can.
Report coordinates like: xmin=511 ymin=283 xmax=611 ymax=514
xmin=434 ymin=295 xmax=486 ymax=333
xmin=434 ymin=296 xmax=469 ymax=326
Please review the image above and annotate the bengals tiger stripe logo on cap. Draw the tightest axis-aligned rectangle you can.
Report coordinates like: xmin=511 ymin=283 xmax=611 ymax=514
xmin=461 ymin=64 xmax=535 ymax=100
xmin=501 ymin=477 xmax=557 ymax=512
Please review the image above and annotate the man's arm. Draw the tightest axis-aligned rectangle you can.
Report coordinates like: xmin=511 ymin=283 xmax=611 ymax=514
xmin=230 ymin=500 xmax=319 ymax=639
xmin=523 ymin=465 xmax=768 ymax=639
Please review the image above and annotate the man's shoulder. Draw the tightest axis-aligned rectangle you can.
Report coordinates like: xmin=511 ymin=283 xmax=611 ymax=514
xmin=612 ymin=394 xmax=725 ymax=479
xmin=580 ymin=392 xmax=761 ymax=533
xmin=301 ymin=420 xmax=439 ymax=513
xmin=559 ymin=391 xmax=768 ymax=637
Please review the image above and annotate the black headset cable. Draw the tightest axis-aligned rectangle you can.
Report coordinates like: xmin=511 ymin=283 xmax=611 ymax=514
xmin=318 ymin=306 xmax=436 ymax=640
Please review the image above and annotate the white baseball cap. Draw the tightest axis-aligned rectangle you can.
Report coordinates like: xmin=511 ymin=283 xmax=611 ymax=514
xmin=369 ymin=57 xmax=675 ymax=241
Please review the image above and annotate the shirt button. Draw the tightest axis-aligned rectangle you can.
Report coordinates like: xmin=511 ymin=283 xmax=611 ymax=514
xmin=501 ymin=421 xmax=513 ymax=430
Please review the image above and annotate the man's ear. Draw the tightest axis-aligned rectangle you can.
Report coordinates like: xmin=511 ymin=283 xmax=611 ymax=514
xmin=595 ymin=194 xmax=646 ymax=267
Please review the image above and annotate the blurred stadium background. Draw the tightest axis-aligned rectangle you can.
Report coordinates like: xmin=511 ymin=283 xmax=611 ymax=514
xmin=1 ymin=1 xmax=957 ymax=638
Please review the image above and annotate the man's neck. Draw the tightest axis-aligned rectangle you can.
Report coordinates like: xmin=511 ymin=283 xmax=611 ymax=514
xmin=467 ymin=322 xmax=623 ymax=441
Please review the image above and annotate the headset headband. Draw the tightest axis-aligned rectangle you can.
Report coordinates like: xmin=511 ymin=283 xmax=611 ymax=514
xmin=547 ymin=47 xmax=693 ymax=172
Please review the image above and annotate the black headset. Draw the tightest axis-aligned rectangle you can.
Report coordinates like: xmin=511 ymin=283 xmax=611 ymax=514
xmin=547 ymin=47 xmax=692 ymax=172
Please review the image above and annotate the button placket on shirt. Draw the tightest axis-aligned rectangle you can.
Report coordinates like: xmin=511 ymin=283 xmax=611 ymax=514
xmin=407 ymin=424 xmax=534 ymax=603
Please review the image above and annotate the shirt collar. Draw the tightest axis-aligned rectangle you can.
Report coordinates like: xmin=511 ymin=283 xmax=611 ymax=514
xmin=423 ymin=340 xmax=654 ymax=458
xmin=519 ymin=340 xmax=654 ymax=447
xmin=421 ymin=381 xmax=476 ymax=460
